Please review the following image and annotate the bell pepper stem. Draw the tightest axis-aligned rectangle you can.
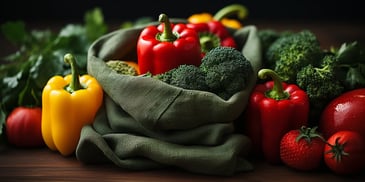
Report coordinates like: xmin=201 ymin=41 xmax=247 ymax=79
xmin=157 ymin=14 xmax=177 ymax=42
xmin=64 ymin=53 xmax=83 ymax=93
xmin=213 ymin=4 xmax=248 ymax=21
xmin=200 ymin=36 xmax=215 ymax=52
xmin=199 ymin=32 xmax=220 ymax=53
xmin=258 ymin=69 xmax=289 ymax=100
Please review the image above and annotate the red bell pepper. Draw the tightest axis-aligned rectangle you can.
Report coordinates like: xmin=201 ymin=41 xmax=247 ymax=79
xmin=137 ymin=14 xmax=202 ymax=75
xmin=186 ymin=20 xmax=237 ymax=56
xmin=243 ymin=69 xmax=309 ymax=164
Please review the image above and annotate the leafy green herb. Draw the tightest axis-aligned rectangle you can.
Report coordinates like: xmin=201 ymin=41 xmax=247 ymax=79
xmin=0 ymin=8 xmax=108 ymax=138
xmin=333 ymin=41 xmax=365 ymax=90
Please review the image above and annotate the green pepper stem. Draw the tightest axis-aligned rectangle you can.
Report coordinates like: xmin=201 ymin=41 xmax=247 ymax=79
xmin=199 ymin=32 xmax=220 ymax=53
xmin=64 ymin=53 xmax=83 ymax=93
xmin=258 ymin=69 xmax=289 ymax=100
xmin=157 ymin=13 xmax=177 ymax=42
xmin=213 ymin=4 xmax=248 ymax=21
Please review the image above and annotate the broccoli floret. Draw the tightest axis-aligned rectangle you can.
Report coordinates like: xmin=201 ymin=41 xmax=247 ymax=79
xmin=297 ymin=56 xmax=344 ymax=100
xmin=258 ymin=29 xmax=293 ymax=68
xmin=296 ymin=54 xmax=345 ymax=123
xmin=154 ymin=70 xmax=173 ymax=83
xmin=266 ymin=30 xmax=323 ymax=83
xmin=200 ymin=46 xmax=246 ymax=71
xmin=106 ymin=60 xmax=138 ymax=76
xmin=258 ymin=29 xmax=283 ymax=55
xmin=155 ymin=64 xmax=208 ymax=91
xmin=169 ymin=65 xmax=208 ymax=91
xmin=201 ymin=46 xmax=253 ymax=99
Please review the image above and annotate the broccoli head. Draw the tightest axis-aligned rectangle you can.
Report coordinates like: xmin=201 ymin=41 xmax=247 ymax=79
xmin=106 ymin=60 xmax=138 ymax=76
xmin=154 ymin=69 xmax=173 ymax=83
xmin=266 ymin=30 xmax=323 ymax=83
xmin=201 ymin=46 xmax=253 ymax=99
xmin=296 ymin=54 xmax=345 ymax=123
xmin=169 ymin=65 xmax=209 ymax=91
xmin=200 ymin=46 xmax=250 ymax=72
xmin=155 ymin=64 xmax=209 ymax=91
xmin=258 ymin=29 xmax=288 ymax=56
xmin=297 ymin=57 xmax=344 ymax=101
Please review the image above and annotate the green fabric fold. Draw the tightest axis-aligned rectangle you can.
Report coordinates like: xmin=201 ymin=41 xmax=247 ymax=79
xmin=77 ymin=124 xmax=253 ymax=175
xmin=76 ymin=21 xmax=262 ymax=176
xmin=95 ymin=96 xmax=236 ymax=145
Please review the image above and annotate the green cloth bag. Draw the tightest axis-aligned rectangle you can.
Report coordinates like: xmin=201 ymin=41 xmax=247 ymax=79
xmin=76 ymin=21 xmax=262 ymax=176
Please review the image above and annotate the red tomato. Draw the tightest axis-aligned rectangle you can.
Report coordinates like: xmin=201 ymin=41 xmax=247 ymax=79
xmin=6 ymin=106 xmax=44 ymax=147
xmin=324 ymin=131 xmax=365 ymax=175
xmin=319 ymin=88 xmax=365 ymax=140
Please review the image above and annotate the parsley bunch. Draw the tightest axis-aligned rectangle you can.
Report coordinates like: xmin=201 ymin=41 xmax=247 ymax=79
xmin=0 ymin=8 xmax=108 ymax=138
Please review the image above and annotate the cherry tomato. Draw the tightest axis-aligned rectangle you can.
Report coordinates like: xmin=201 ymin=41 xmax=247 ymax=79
xmin=324 ymin=131 xmax=365 ymax=175
xmin=6 ymin=106 xmax=44 ymax=147
xmin=319 ymin=88 xmax=365 ymax=140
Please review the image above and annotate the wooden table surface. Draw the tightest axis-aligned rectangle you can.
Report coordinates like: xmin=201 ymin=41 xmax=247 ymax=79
xmin=1 ymin=20 xmax=365 ymax=182
xmin=0 ymin=146 xmax=363 ymax=182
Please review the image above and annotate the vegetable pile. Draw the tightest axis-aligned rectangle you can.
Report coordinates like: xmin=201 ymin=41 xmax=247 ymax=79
xmin=255 ymin=29 xmax=365 ymax=175
xmin=259 ymin=29 xmax=365 ymax=123
xmin=1 ymin=3 xmax=365 ymax=176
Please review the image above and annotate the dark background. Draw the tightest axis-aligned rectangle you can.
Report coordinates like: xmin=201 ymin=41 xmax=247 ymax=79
xmin=1 ymin=0 xmax=364 ymax=23
xmin=0 ymin=0 xmax=364 ymax=55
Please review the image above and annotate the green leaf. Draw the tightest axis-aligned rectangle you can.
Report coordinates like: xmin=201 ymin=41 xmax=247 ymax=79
xmin=1 ymin=70 xmax=29 ymax=112
xmin=336 ymin=41 xmax=363 ymax=65
xmin=345 ymin=65 xmax=365 ymax=89
xmin=1 ymin=21 xmax=27 ymax=45
xmin=29 ymin=54 xmax=65 ymax=89
xmin=3 ymin=70 xmax=24 ymax=89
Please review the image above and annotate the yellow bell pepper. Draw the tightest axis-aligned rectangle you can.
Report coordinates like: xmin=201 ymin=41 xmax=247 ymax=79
xmin=41 ymin=53 xmax=103 ymax=156
xmin=187 ymin=4 xmax=248 ymax=29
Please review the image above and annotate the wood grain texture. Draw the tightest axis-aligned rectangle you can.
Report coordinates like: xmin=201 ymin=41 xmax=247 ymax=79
xmin=0 ymin=147 xmax=363 ymax=182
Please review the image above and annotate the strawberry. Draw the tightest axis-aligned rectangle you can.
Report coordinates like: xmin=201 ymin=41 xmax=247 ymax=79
xmin=280 ymin=126 xmax=326 ymax=171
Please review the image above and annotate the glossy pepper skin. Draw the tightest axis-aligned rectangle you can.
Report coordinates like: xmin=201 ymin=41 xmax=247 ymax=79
xmin=41 ymin=53 xmax=103 ymax=156
xmin=243 ymin=69 xmax=309 ymax=164
xmin=137 ymin=14 xmax=201 ymax=75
